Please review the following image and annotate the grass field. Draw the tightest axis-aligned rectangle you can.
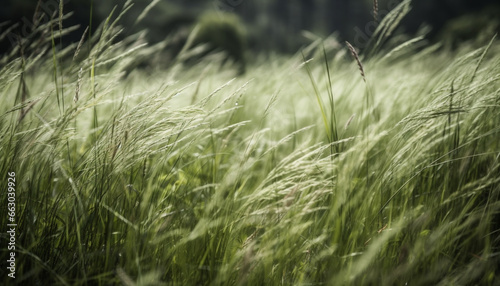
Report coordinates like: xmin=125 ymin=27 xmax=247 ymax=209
xmin=1 ymin=2 xmax=500 ymax=285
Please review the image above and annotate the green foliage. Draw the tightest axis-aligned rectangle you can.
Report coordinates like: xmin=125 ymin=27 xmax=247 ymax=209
xmin=438 ymin=4 xmax=500 ymax=50
xmin=1 ymin=3 xmax=500 ymax=286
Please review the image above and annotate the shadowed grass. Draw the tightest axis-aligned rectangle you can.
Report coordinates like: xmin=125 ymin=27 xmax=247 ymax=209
xmin=1 ymin=3 xmax=500 ymax=286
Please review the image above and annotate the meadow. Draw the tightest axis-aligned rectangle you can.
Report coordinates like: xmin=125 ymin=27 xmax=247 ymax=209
xmin=1 ymin=1 xmax=499 ymax=285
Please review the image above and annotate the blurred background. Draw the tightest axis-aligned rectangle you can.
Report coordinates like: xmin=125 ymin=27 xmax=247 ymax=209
xmin=1 ymin=0 xmax=499 ymax=55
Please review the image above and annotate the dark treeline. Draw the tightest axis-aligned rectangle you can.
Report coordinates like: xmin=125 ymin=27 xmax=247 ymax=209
xmin=0 ymin=0 xmax=499 ymax=55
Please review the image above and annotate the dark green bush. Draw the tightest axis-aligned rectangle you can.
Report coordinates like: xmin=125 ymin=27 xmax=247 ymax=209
xmin=439 ymin=5 xmax=500 ymax=49
xmin=190 ymin=12 xmax=247 ymax=74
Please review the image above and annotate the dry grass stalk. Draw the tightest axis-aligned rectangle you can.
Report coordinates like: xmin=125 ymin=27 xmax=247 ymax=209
xmin=18 ymin=99 xmax=40 ymax=123
xmin=345 ymin=41 xmax=366 ymax=82
xmin=58 ymin=0 xmax=64 ymax=32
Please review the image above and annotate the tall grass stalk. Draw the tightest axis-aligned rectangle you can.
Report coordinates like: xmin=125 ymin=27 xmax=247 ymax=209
xmin=1 ymin=2 xmax=499 ymax=286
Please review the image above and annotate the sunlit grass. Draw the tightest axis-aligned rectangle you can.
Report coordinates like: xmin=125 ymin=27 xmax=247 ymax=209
xmin=1 ymin=3 xmax=499 ymax=286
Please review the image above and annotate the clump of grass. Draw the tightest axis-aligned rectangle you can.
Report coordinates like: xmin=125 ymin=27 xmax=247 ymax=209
xmin=1 ymin=2 xmax=500 ymax=286
xmin=367 ymin=0 xmax=413 ymax=57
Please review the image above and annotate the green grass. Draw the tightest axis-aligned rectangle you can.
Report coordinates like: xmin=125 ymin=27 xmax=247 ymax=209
xmin=1 ymin=3 xmax=500 ymax=285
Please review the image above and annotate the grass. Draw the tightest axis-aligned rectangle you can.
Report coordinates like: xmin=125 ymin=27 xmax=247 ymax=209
xmin=1 ymin=2 xmax=500 ymax=285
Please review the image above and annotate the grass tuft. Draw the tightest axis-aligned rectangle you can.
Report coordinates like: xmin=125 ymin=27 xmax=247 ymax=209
xmin=1 ymin=2 xmax=500 ymax=286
